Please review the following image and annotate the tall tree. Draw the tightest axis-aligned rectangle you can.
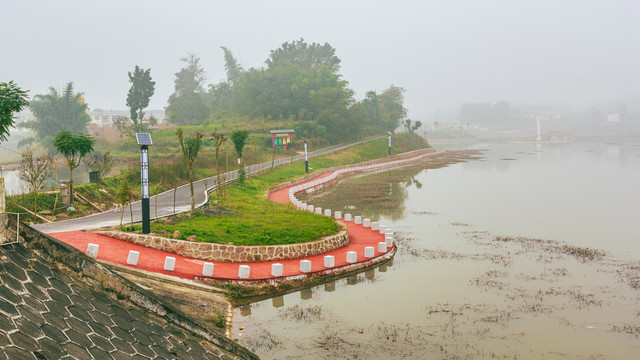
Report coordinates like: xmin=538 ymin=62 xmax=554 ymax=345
xmin=363 ymin=91 xmax=382 ymax=125
xmin=166 ymin=54 xmax=210 ymax=124
xmin=0 ymin=81 xmax=29 ymax=142
xmin=379 ymin=85 xmax=408 ymax=130
xmin=52 ymin=130 xmax=95 ymax=208
xmin=22 ymin=82 xmax=91 ymax=151
xmin=230 ymin=130 xmax=249 ymax=183
xmin=176 ymin=128 xmax=204 ymax=211
xmin=266 ymin=38 xmax=341 ymax=73
xmin=174 ymin=53 xmax=206 ymax=94
xmin=220 ymin=46 xmax=243 ymax=84
xmin=18 ymin=148 xmax=52 ymax=213
xmin=126 ymin=65 xmax=155 ymax=132
xmin=166 ymin=92 xmax=210 ymax=125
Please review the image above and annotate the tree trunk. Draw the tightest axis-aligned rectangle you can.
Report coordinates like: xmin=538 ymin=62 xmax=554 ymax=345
xmin=69 ymin=167 xmax=74 ymax=206
xmin=188 ymin=166 xmax=195 ymax=211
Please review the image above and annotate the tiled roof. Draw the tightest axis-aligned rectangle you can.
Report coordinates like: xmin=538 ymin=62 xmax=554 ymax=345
xmin=0 ymin=215 xmax=256 ymax=360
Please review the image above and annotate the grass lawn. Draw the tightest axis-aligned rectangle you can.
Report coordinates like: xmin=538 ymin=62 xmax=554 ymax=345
xmin=125 ymin=134 xmax=429 ymax=246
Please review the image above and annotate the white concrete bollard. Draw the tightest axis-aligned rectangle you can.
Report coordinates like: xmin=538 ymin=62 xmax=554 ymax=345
xmin=301 ymin=203 xmax=307 ymax=210
xmin=379 ymin=225 xmax=387 ymax=234
xmin=86 ymin=244 xmax=99 ymax=258
xmin=238 ymin=265 xmax=250 ymax=279
xmin=378 ymin=242 xmax=387 ymax=253
xmin=315 ymin=207 xmax=323 ymax=214
xmin=308 ymin=205 xmax=315 ymax=212
xmin=363 ymin=219 xmax=371 ymax=228
xmin=346 ymin=251 xmax=357 ymax=263
xmin=271 ymin=263 xmax=283 ymax=277
xmin=364 ymin=247 xmax=375 ymax=258
xmin=300 ymin=260 xmax=312 ymax=273
xmin=386 ymin=236 xmax=394 ymax=248
xmin=371 ymin=222 xmax=379 ymax=231
xmin=164 ymin=257 xmax=176 ymax=271
xmin=203 ymin=262 xmax=214 ymax=277
xmin=324 ymin=209 xmax=332 ymax=217
xmin=126 ymin=250 xmax=139 ymax=265
xmin=324 ymin=255 xmax=335 ymax=268
xmin=344 ymin=213 xmax=352 ymax=222
xmin=334 ymin=211 xmax=342 ymax=219
xmin=355 ymin=216 xmax=362 ymax=224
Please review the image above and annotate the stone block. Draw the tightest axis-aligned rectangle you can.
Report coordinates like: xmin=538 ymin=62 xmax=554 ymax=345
xmin=378 ymin=242 xmax=387 ymax=253
xmin=346 ymin=251 xmax=357 ymax=263
xmin=164 ymin=257 xmax=176 ymax=271
xmin=324 ymin=209 xmax=331 ymax=217
xmin=271 ymin=263 xmax=283 ymax=277
xmin=371 ymin=222 xmax=379 ymax=231
xmin=324 ymin=255 xmax=335 ymax=268
xmin=238 ymin=265 xmax=250 ymax=279
xmin=354 ymin=216 xmax=362 ymax=225
xmin=126 ymin=251 xmax=139 ymax=265
xmin=86 ymin=244 xmax=99 ymax=259
xmin=203 ymin=262 xmax=214 ymax=276
xmin=344 ymin=213 xmax=352 ymax=222
xmin=334 ymin=211 xmax=342 ymax=219
xmin=300 ymin=260 xmax=311 ymax=273
xmin=364 ymin=247 xmax=374 ymax=258
xmin=363 ymin=219 xmax=371 ymax=227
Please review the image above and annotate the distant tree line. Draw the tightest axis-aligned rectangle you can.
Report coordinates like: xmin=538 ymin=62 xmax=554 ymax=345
xmin=165 ymin=39 xmax=411 ymax=142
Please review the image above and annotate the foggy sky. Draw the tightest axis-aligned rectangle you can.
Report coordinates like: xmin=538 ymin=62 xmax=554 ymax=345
xmin=2 ymin=0 xmax=639 ymax=120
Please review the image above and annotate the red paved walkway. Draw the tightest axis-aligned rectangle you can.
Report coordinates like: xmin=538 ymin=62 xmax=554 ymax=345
xmin=48 ymin=170 xmax=393 ymax=281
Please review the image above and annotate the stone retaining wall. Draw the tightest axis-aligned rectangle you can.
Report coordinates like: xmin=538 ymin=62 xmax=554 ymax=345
xmin=95 ymin=224 xmax=349 ymax=263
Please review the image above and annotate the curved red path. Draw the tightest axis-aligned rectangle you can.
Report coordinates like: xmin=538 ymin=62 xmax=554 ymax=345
xmin=48 ymin=171 xmax=392 ymax=281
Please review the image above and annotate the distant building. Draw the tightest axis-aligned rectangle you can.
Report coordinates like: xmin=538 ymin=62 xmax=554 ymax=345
xmin=87 ymin=109 xmax=170 ymax=143
xmin=607 ymin=113 xmax=621 ymax=123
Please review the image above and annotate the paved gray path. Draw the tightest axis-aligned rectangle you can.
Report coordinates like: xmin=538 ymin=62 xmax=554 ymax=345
xmin=33 ymin=136 xmax=383 ymax=233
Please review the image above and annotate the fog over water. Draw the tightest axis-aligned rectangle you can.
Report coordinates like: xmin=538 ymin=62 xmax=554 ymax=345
xmin=2 ymin=0 xmax=640 ymax=120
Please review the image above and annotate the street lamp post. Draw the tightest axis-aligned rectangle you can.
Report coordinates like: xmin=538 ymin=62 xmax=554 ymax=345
xmin=136 ymin=133 xmax=153 ymax=234
xmin=387 ymin=131 xmax=392 ymax=155
xmin=303 ymin=137 xmax=309 ymax=173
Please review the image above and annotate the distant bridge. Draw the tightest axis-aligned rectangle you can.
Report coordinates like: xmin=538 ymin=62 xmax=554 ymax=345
xmin=541 ymin=132 xmax=576 ymax=142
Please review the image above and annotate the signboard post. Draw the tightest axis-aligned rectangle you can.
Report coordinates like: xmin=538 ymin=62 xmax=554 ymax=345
xmin=136 ymin=133 xmax=152 ymax=234
xmin=388 ymin=131 xmax=392 ymax=155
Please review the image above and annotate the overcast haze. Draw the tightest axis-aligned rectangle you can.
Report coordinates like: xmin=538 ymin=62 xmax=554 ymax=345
xmin=2 ymin=0 xmax=639 ymax=120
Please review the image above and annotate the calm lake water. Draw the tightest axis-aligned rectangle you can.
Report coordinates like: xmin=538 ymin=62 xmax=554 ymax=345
xmin=2 ymin=166 xmax=89 ymax=195
xmin=232 ymin=142 xmax=640 ymax=359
